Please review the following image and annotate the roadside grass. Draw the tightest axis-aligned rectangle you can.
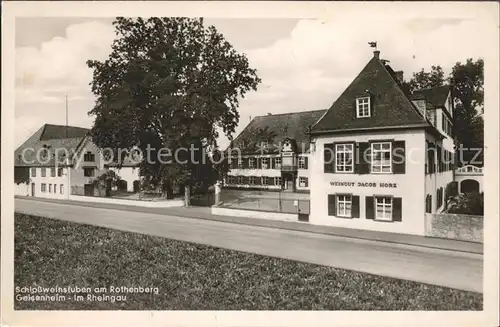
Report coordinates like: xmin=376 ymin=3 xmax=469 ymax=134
xmin=14 ymin=213 xmax=482 ymax=310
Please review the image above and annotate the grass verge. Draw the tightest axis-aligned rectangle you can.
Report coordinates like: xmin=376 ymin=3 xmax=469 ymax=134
xmin=14 ymin=213 xmax=482 ymax=310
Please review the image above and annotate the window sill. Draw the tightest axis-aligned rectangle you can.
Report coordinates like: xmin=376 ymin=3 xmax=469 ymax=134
xmin=333 ymin=215 xmax=353 ymax=219
xmin=373 ymin=218 xmax=395 ymax=223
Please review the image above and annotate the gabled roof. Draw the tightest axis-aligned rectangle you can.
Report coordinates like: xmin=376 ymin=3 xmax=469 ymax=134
xmin=409 ymin=85 xmax=451 ymax=108
xmin=232 ymin=109 xmax=326 ymax=153
xmin=14 ymin=124 xmax=89 ymax=167
xmin=311 ymin=53 xmax=429 ymax=134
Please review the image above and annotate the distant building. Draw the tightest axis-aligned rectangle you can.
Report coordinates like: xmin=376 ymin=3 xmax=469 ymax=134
xmin=225 ymin=110 xmax=326 ymax=193
xmin=14 ymin=124 xmax=140 ymax=198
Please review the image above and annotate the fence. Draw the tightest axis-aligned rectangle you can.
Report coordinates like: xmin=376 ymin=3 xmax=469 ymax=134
xmin=425 ymin=213 xmax=483 ymax=243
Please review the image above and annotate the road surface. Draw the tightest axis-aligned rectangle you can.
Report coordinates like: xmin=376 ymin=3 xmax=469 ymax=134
xmin=15 ymin=198 xmax=483 ymax=293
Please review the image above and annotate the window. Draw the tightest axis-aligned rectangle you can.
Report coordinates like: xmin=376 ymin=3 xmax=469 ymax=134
xmin=237 ymin=158 xmax=243 ymax=169
xmin=60 ymin=184 xmax=64 ymax=194
xmin=442 ymin=116 xmax=452 ymax=136
xmin=248 ymin=157 xmax=255 ymax=169
xmin=335 ymin=144 xmax=354 ymax=172
xmin=375 ymin=196 xmax=393 ymax=221
xmin=41 ymin=168 xmax=46 ymax=177
xmin=356 ymin=97 xmax=371 ymax=117
xmin=274 ymin=177 xmax=281 ymax=186
xmin=84 ymin=168 xmax=95 ymax=177
xmin=49 ymin=184 xmax=52 ymax=193
xmin=41 ymin=183 xmax=46 ymax=192
xmin=51 ymin=167 xmax=56 ymax=177
xmin=274 ymin=157 xmax=282 ymax=169
xmin=337 ymin=195 xmax=352 ymax=217
xmin=371 ymin=142 xmax=392 ymax=173
xmin=237 ymin=176 xmax=244 ymax=185
xmin=299 ymin=177 xmax=308 ymax=188
xmin=31 ymin=168 xmax=36 ymax=177
xmin=249 ymin=176 xmax=256 ymax=185
xmin=54 ymin=184 xmax=57 ymax=193
xmin=58 ymin=168 xmax=63 ymax=177
xmin=425 ymin=195 xmax=432 ymax=213
xmin=84 ymin=151 xmax=95 ymax=162
xmin=261 ymin=157 xmax=269 ymax=169
xmin=263 ymin=176 xmax=269 ymax=185
xmin=298 ymin=157 xmax=306 ymax=169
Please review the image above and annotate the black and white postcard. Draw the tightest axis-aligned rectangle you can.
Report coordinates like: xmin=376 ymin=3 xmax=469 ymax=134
xmin=2 ymin=1 xmax=499 ymax=327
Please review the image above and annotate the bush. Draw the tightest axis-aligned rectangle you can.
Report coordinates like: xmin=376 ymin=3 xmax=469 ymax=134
xmin=444 ymin=181 xmax=458 ymax=202
xmin=447 ymin=191 xmax=483 ymax=215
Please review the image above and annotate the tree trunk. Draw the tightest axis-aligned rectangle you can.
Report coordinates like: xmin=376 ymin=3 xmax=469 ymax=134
xmin=184 ymin=184 xmax=191 ymax=206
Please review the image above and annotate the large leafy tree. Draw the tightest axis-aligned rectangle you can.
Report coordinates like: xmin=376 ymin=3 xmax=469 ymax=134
xmin=87 ymin=17 xmax=261 ymax=201
xmin=404 ymin=59 xmax=484 ymax=166
xmin=402 ymin=65 xmax=445 ymax=93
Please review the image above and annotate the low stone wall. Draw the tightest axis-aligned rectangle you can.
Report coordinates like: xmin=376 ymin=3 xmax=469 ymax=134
xmin=426 ymin=213 xmax=483 ymax=243
xmin=68 ymin=195 xmax=185 ymax=208
xmin=211 ymin=206 xmax=299 ymax=222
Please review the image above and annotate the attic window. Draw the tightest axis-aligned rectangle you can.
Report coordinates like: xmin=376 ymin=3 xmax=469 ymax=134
xmin=356 ymin=97 xmax=371 ymax=118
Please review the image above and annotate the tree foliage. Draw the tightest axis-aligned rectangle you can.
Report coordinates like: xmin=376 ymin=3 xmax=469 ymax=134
xmin=404 ymin=58 xmax=484 ymax=166
xmin=402 ymin=65 xmax=445 ymax=93
xmin=447 ymin=191 xmax=484 ymax=216
xmin=87 ymin=17 xmax=261 ymax=196
xmin=90 ymin=170 xmax=122 ymax=197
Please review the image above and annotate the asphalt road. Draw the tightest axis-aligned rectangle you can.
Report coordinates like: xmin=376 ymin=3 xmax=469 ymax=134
xmin=15 ymin=198 xmax=483 ymax=293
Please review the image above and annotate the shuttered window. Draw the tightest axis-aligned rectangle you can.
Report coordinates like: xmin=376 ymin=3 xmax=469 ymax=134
xmin=371 ymin=142 xmax=392 ymax=173
xmin=327 ymin=194 xmax=360 ymax=218
xmin=336 ymin=195 xmax=352 ymax=217
xmin=367 ymin=196 xmax=402 ymax=222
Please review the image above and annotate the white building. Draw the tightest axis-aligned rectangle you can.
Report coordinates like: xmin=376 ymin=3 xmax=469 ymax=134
xmin=14 ymin=124 xmax=140 ymax=199
xmin=308 ymin=50 xmax=456 ymax=236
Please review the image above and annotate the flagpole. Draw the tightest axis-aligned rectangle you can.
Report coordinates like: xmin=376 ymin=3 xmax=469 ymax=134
xmin=65 ymin=95 xmax=68 ymax=138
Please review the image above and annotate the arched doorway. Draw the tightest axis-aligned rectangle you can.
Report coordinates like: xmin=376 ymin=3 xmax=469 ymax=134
xmin=460 ymin=179 xmax=480 ymax=194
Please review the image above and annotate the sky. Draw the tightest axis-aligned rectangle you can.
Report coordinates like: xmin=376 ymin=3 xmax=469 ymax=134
xmin=15 ymin=16 xmax=488 ymax=149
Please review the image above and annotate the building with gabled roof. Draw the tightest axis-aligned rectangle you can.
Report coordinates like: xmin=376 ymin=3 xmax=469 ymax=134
xmin=14 ymin=123 xmax=140 ymax=198
xmin=225 ymin=109 xmax=325 ymax=192
xmin=308 ymin=50 xmax=456 ymax=235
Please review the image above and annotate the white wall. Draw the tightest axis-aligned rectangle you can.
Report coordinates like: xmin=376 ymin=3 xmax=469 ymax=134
xmin=14 ymin=183 xmax=30 ymax=196
xmin=29 ymin=167 xmax=70 ymax=199
xmin=211 ymin=206 xmax=298 ymax=222
xmin=310 ymin=130 xmax=427 ymax=236
xmin=68 ymin=194 xmax=184 ymax=207
xmin=424 ymin=132 xmax=455 ymax=213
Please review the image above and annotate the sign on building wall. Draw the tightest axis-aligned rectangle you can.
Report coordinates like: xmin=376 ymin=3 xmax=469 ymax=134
xmin=330 ymin=181 xmax=398 ymax=188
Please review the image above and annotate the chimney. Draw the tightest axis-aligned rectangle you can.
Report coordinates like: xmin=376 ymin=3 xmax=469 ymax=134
xmin=267 ymin=113 xmax=272 ymax=116
xmin=373 ymin=50 xmax=380 ymax=59
xmin=395 ymin=71 xmax=404 ymax=83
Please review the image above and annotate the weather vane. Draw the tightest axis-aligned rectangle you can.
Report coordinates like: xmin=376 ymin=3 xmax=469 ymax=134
xmin=368 ymin=41 xmax=377 ymax=50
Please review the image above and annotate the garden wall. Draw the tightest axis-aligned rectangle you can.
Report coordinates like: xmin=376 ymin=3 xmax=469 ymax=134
xmin=68 ymin=195 xmax=185 ymax=208
xmin=425 ymin=213 xmax=483 ymax=243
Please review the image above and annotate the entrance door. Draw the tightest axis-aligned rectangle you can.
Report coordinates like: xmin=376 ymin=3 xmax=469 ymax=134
xmin=286 ymin=179 xmax=293 ymax=190
xmin=84 ymin=184 xmax=94 ymax=196
xmin=31 ymin=183 xmax=35 ymax=196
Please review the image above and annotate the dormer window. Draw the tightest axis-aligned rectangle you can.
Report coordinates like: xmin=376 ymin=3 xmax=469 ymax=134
xmin=356 ymin=97 xmax=371 ymax=118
